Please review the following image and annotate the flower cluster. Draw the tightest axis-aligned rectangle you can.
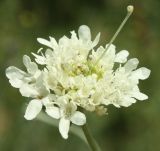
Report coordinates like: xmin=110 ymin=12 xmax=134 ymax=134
xmin=6 ymin=25 xmax=150 ymax=139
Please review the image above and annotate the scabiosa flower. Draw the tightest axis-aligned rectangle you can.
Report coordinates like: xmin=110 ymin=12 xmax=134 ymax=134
xmin=6 ymin=6 xmax=150 ymax=141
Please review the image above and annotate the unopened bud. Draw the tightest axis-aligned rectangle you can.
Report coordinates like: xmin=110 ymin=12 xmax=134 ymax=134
xmin=127 ymin=5 xmax=134 ymax=13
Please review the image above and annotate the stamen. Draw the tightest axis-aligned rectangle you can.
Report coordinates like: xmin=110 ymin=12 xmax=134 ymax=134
xmin=37 ymin=48 xmax=43 ymax=53
xmin=95 ymin=5 xmax=134 ymax=64
xmin=37 ymin=48 xmax=45 ymax=57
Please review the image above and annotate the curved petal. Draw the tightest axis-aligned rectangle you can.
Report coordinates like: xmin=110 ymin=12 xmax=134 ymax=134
xmin=70 ymin=111 xmax=86 ymax=126
xmin=78 ymin=25 xmax=91 ymax=42
xmin=132 ymin=91 xmax=148 ymax=100
xmin=46 ymin=106 xmax=60 ymax=119
xmin=59 ymin=36 xmax=69 ymax=47
xmin=20 ymin=84 xmax=39 ymax=97
xmin=49 ymin=36 xmax=58 ymax=50
xmin=32 ymin=53 xmax=46 ymax=65
xmin=71 ymin=31 xmax=78 ymax=40
xmin=59 ymin=118 xmax=70 ymax=139
xmin=45 ymin=49 xmax=53 ymax=57
xmin=124 ymin=58 xmax=139 ymax=72
xmin=6 ymin=66 xmax=26 ymax=88
xmin=132 ymin=67 xmax=151 ymax=80
xmin=24 ymin=99 xmax=42 ymax=120
xmin=115 ymin=50 xmax=129 ymax=63
xmin=105 ymin=44 xmax=116 ymax=55
xmin=37 ymin=38 xmax=52 ymax=48
xmin=35 ymin=73 xmax=49 ymax=97
xmin=23 ymin=55 xmax=38 ymax=75
xmin=121 ymin=97 xmax=137 ymax=107
xmin=92 ymin=32 xmax=100 ymax=48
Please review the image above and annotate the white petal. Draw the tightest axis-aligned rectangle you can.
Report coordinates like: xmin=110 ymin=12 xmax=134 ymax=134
xmin=41 ymin=97 xmax=50 ymax=105
xmin=32 ymin=53 xmax=46 ymax=65
xmin=59 ymin=118 xmax=70 ymax=139
xmin=20 ymin=84 xmax=39 ymax=97
xmin=6 ymin=66 xmax=26 ymax=88
xmin=35 ymin=73 xmax=49 ymax=96
xmin=105 ymin=44 xmax=116 ymax=55
xmin=71 ymin=30 xmax=78 ymax=40
xmin=132 ymin=91 xmax=148 ymax=100
xmin=68 ymin=102 xmax=77 ymax=113
xmin=124 ymin=58 xmax=139 ymax=72
xmin=121 ymin=97 xmax=137 ymax=107
xmin=78 ymin=25 xmax=91 ymax=42
xmin=132 ymin=67 xmax=151 ymax=80
xmin=49 ymin=36 xmax=58 ymax=50
xmin=103 ymin=44 xmax=116 ymax=64
xmin=37 ymin=38 xmax=52 ymax=48
xmin=24 ymin=99 xmax=42 ymax=120
xmin=92 ymin=32 xmax=100 ymax=48
xmin=6 ymin=66 xmax=26 ymax=79
xmin=45 ymin=49 xmax=53 ymax=58
xmin=70 ymin=111 xmax=86 ymax=126
xmin=45 ymin=106 xmax=60 ymax=119
xmin=115 ymin=50 xmax=129 ymax=63
xmin=23 ymin=55 xmax=38 ymax=74
xmin=59 ymin=36 xmax=69 ymax=47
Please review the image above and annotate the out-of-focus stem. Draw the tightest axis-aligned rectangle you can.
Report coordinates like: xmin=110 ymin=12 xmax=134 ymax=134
xmin=82 ymin=123 xmax=102 ymax=151
xmin=36 ymin=112 xmax=87 ymax=143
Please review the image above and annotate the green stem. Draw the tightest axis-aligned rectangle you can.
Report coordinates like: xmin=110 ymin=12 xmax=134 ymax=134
xmin=36 ymin=112 xmax=87 ymax=143
xmin=95 ymin=5 xmax=134 ymax=65
xmin=82 ymin=123 xmax=102 ymax=151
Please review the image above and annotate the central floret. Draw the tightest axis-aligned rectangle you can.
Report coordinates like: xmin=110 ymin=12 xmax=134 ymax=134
xmin=61 ymin=60 xmax=104 ymax=79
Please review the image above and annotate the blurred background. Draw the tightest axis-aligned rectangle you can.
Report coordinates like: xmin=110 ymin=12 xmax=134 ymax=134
xmin=0 ymin=0 xmax=159 ymax=151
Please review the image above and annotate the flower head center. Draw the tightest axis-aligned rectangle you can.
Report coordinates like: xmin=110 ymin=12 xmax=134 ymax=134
xmin=62 ymin=60 xmax=104 ymax=79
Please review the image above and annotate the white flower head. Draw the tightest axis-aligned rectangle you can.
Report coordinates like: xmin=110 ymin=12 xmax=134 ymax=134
xmin=6 ymin=25 xmax=150 ymax=139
